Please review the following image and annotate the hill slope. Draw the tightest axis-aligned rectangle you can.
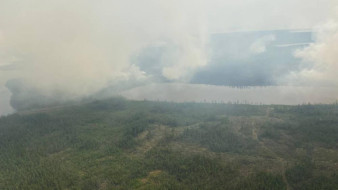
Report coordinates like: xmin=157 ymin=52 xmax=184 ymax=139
xmin=1 ymin=98 xmax=338 ymax=189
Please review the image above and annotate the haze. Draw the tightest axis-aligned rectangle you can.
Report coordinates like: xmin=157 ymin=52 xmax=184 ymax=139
xmin=1 ymin=0 xmax=338 ymax=115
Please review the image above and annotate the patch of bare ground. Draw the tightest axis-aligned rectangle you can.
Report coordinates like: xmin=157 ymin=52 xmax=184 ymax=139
xmin=133 ymin=123 xmax=201 ymax=155
xmin=133 ymin=125 xmax=170 ymax=155
xmin=140 ymin=170 xmax=163 ymax=184
xmin=228 ymin=115 xmax=292 ymax=188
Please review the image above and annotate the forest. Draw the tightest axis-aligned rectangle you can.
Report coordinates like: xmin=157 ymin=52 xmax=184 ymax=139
xmin=1 ymin=97 xmax=338 ymax=189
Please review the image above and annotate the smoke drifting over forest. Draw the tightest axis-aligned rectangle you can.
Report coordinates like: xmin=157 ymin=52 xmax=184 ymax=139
xmin=0 ymin=0 xmax=338 ymax=113
xmin=0 ymin=0 xmax=207 ymax=96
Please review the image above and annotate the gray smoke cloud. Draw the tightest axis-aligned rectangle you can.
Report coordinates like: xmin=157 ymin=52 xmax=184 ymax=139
xmin=284 ymin=15 xmax=338 ymax=88
xmin=249 ymin=35 xmax=275 ymax=54
xmin=1 ymin=0 xmax=338 ymax=113
xmin=0 ymin=0 xmax=208 ymax=98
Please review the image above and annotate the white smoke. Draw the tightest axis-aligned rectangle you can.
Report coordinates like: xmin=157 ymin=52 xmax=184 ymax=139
xmin=0 ymin=0 xmax=208 ymax=97
xmin=288 ymin=17 xmax=338 ymax=87
xmin=249 ymin=35 xmax=275 ymax=54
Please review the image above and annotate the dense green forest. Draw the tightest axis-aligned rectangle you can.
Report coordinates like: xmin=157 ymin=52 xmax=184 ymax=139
xmin=1 ymin=97 xmax=338 ymax=189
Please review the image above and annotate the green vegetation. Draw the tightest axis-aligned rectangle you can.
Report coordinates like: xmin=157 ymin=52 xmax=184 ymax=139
xmin=1 ymin=98 xmax=338 ymax=189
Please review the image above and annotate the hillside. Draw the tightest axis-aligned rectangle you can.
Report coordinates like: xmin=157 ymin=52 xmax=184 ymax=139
xmin=1 ymin=98 xmax=338 ymax=190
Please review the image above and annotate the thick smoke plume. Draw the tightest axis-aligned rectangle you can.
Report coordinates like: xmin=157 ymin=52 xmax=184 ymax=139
xmin=0 ymin=0 xmax=208 ymax=98
xmin=287 ymin=17 xmax=338 ymax=87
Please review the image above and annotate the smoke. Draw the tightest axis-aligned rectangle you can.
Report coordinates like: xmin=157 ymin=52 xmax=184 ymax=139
xmin=0 ymin=0 xmax=208 ymax=99
xmin=249 ymin=35 xmax=275 ymax=54
xmin=286 ymin=16 xmax=338 ymax=87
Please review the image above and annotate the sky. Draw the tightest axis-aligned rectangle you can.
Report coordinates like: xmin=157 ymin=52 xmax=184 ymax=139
xmin=0 ymin=0 xmax=338 ymax=113
xmin=206 ymin=0 xmax=337 ymax=32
